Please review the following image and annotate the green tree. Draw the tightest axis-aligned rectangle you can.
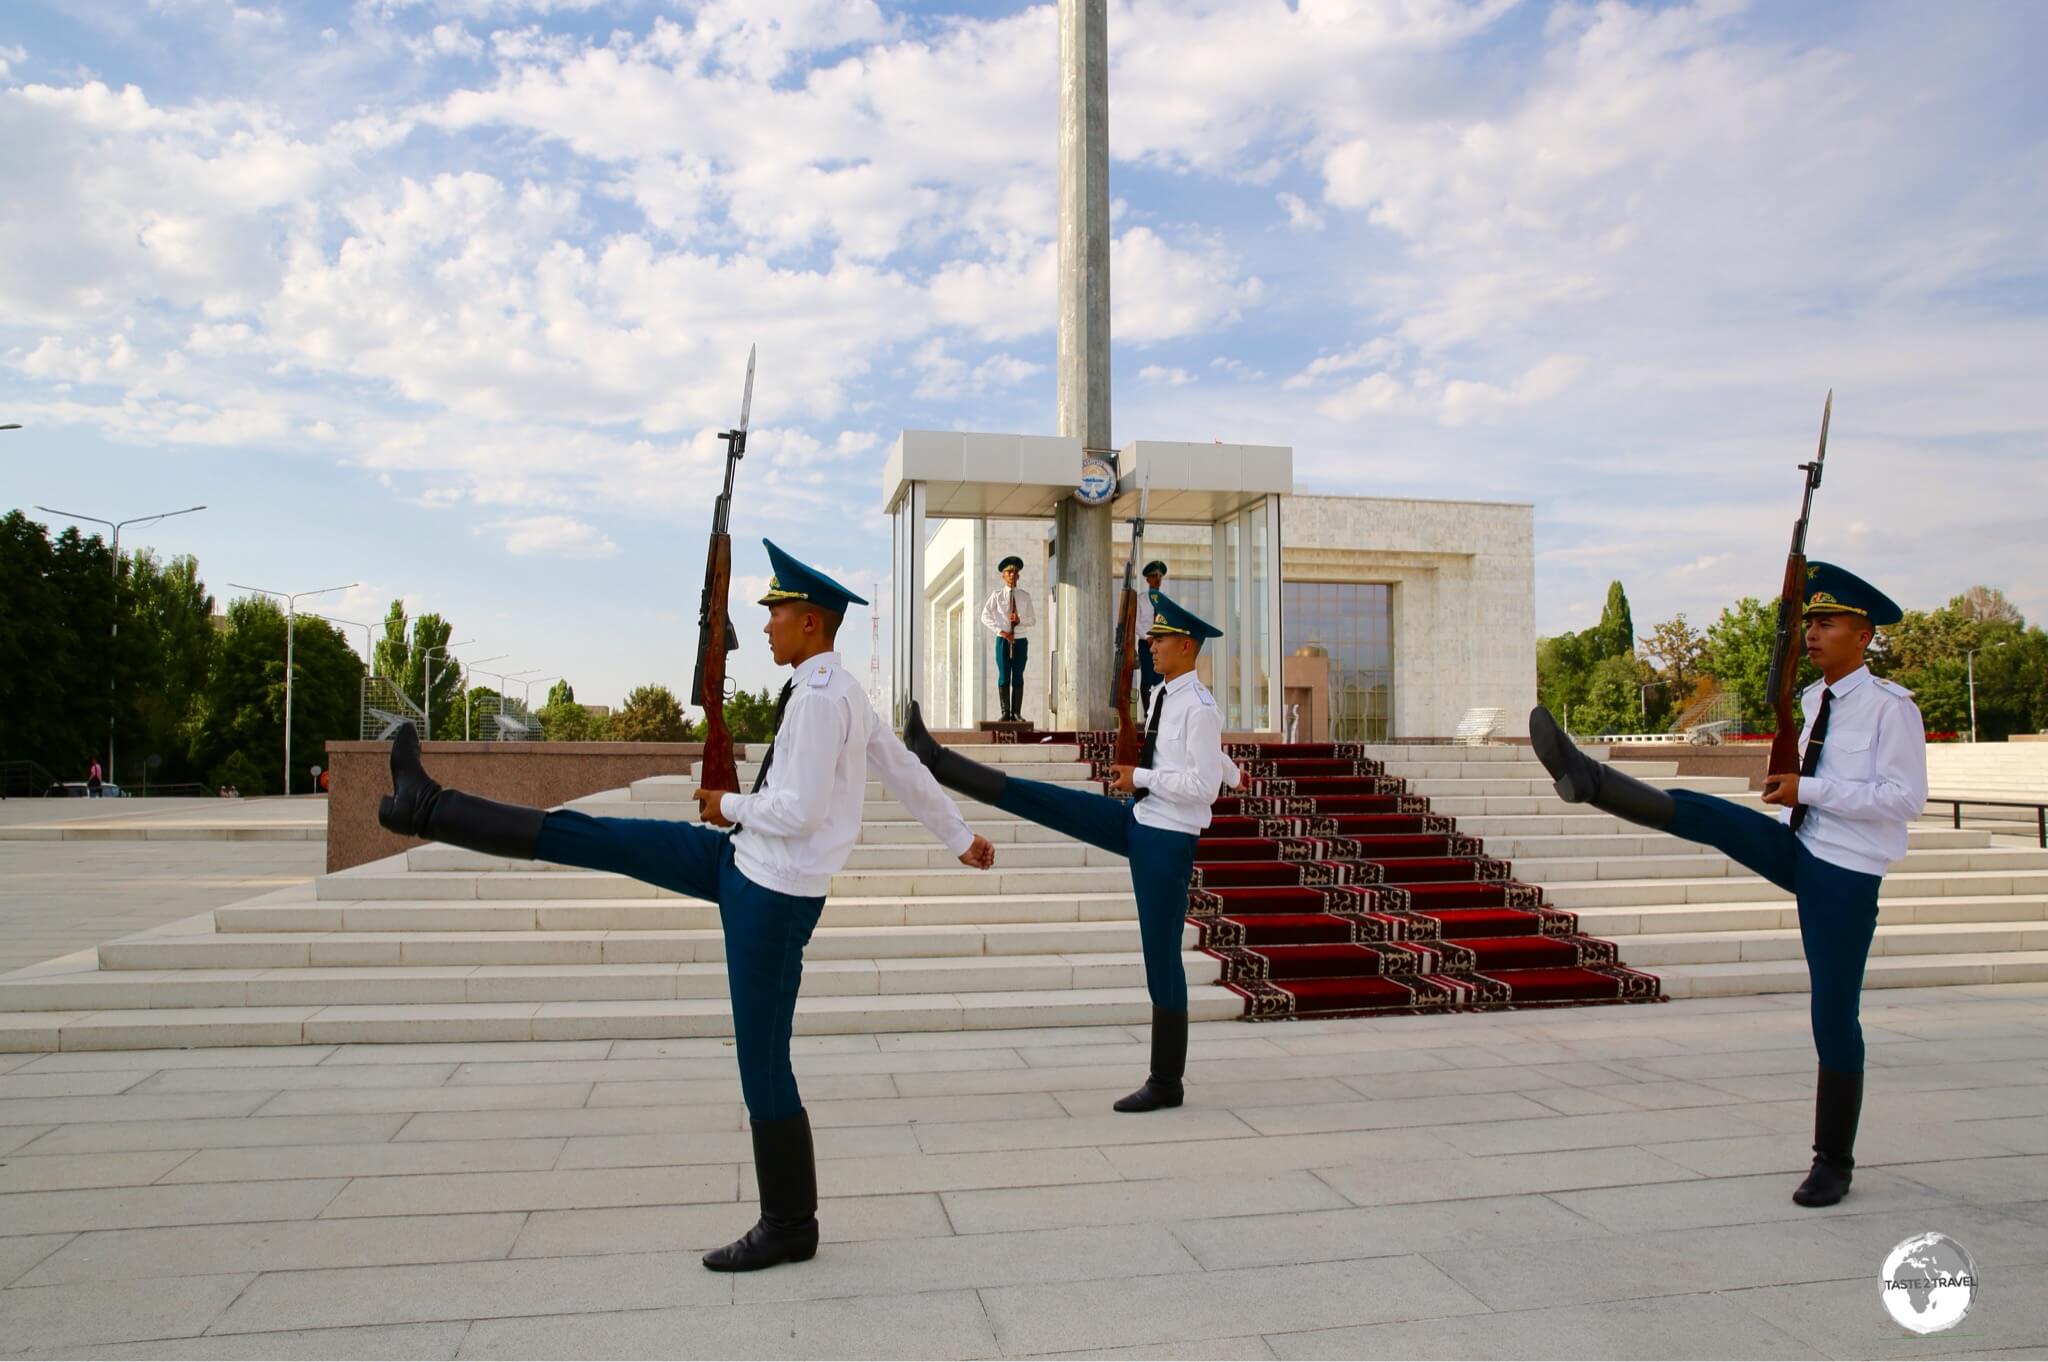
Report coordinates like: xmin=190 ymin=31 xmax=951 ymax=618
xmin=208 ymin=750 xmax=265 ymax=797
xmin=190 ymin=598 xmax=363 ymax=794
xmin=1702 ymin=596 xmax=1816 ymax=731
xmin=613 ymin=684 xmax=689 ymax=742
xmin=539 ymin=698 xmax=611 ymax=742
xmin=546 ymin=679 xmax=576 ymax=708
xmin=116 ymin=550 xmax=216 ymax=788
xmin=1597 ymin=581 xmax=1634 ymax=660
xmin=0 ymin=511 xmax=106 ymax=775
xmin=1573 ymin=652 xmax=1654 ymax=736
xmin=721 ymin=685 xmax=782 ymax=744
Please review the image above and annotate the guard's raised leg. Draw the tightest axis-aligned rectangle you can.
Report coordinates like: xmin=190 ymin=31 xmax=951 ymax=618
xmin=1528 ymin=706 xmax=1674 ymax=829
xmin=376 ymin=722 xmax=545 ymax=860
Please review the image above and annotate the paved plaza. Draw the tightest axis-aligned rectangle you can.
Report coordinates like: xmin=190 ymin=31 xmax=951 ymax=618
xmin=0 ymin=801 xmax=326 ymax=974
xmin=0 ymin=985 xmax=2043 ymax=1358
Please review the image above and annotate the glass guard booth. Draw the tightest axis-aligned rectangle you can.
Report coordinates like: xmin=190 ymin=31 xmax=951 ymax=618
xmin=885 ymin=432 xmax=1290 ymax=733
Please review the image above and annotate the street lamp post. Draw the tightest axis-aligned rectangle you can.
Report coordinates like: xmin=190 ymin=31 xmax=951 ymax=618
xmin=420 ymin=640 xmax=475 ymax=743
xmin=521 ymin=675 xmax=563 ymax=737
xmin=227 ymin=581 xmax=359 ymax=795
xmin=305 ymin=613 xmax=378 ymax=739
xmin=463 ymin=655 xmax=510 ymax=740
xmin=37 ymin=502 xmax=208 ymax=788
xmin=1966 ymin=642 xmax=2010 ymax=743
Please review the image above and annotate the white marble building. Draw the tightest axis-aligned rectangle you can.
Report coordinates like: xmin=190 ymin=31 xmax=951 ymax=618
xmin=923 ymin=492 xmax=1536 ymax=739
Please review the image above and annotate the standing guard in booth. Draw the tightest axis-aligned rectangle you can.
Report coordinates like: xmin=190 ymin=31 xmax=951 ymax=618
xmin=980 ymin=556 xmax=1036 ymax=722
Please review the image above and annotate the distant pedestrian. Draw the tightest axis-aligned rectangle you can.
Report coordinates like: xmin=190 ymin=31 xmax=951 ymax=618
xmin=87 ymin=761 xmax=103 ymax=798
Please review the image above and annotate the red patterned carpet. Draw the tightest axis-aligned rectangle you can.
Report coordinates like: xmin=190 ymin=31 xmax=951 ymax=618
xmin=996 ymin=732 xmax=1664 ymax=1020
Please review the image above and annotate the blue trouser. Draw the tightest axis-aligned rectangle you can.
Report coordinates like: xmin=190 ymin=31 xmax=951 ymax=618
xmin=535 ymin=811 xmax=825 ymax=1120
xmin=995 ymin=776 xmax=1193 ymax=1010
xmin=1666 ymin=790 xmax=1883 ymax=1071
xmin=994 ymin=635 xmax=1029 ymax=687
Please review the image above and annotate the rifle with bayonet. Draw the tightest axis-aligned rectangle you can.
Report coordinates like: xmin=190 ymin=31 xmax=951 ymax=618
xmin=692 ymin=344 xmax=755 ymax=795
xmin=1111 ymin=470 xmax=1151 ymax=771
xmin=1764 ymin=390 xmax=1832 ymax=792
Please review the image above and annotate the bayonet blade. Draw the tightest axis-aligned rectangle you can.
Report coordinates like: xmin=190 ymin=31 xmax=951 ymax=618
xmin=738 ymin=344 xmax=756 ymax=435
xmin=1813 ymin=388 xmax=1831 ymax=480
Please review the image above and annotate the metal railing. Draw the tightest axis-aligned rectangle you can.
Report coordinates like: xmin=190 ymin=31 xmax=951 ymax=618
xmin=1929 ymin=796 xmax=2048 ymax=848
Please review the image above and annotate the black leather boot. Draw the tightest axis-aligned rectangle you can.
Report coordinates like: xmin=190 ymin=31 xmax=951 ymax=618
xmin=1114 ymin=1008 xmax=1188 ymax=1112
xmin=704 ymin=1110 xmax=820 ymax=1271
xmin=1010 ymin=679 xmax=1028 ymax=725
xmin=904 ymin=701 xmax=1008 ymax=805
xmin=376 ymin=722 xmax=546 ymax=860
xmin=1529 ymin=706 xmax=1675 ymax=829
xmin=1792 ymin=1067 xmax=1863 ymax=1207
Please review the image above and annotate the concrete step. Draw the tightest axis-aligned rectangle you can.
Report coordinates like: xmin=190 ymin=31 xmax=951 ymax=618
xmin=1542 ymin=866 xmax=2048 ymax=910
xmin=567 ymin=794 xmax=1049 ymax=824
xmin=0 ymin=986 xmax=1247 ymax=1052
xmin=316 ymin=862 xmax=1134 ymax=902
xmin=1403 ymin=775 xmax=1748 ymax=799
xmin=1622 ymin=919 xmax=2048 ymax=967
xmin=0 ymin=825 xmax=324 ymax=843
xmin=639 ymin=768 xmax=1100 ymax=801
xmin=218 ymin=891 xmax=1146 ymax=938
xmin=1573 ymin=895 xmax=2048 ymax=939
xmin=1510 ymin=845 xmax=2048 ymax=886
xmin=1426 ymin=792 xmax=1766 ymax=819
xmin=1657 ymin=950 xmax=2048 ymax=999
xmin=403 ymin=839 xmax=1119 ymax=875
xmin=101 ymin=918 xmax=1190 ymax=970
xmin=0 ymin=949 xmax=1223 ymax=1012
xmin=1478 ymin=826 xmax=1993 ymax=859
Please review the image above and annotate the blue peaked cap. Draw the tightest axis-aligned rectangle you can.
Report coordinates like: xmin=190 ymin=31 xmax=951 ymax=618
xmin=1802 ymin=562 xmax=1902 ymax=627
xmin=1145 ymin=588 xmax=1222 ymax=641
xmin=758 ymin=540 xmax=867 ymax=616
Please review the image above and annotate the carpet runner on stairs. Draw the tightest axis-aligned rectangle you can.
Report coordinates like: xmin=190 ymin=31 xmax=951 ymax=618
xmin=997 ymin=732 xmax=1663 ymax=1019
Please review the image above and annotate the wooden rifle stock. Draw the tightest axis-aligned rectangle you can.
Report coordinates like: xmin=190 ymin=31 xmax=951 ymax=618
xmin=1112 ymin=586 xmax=1141 ymax=768
xmin=696 ymin=534 xmax=738 ymax=793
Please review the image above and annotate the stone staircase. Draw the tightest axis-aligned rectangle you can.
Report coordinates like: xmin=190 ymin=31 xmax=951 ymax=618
xmin=4 ymin=741 xmax=2048 ymax=1050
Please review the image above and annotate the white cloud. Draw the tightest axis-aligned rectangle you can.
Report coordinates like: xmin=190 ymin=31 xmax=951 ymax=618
xmin=1138 ymin=365 xmax=1193 ymax=386
xmin=1112 ymin=228 xmax=1263 ymax=343
xmin=483 ymin=514 xmax=619 ymax=559
xmin=1276 ymin=191 xmax=1323 ymax=231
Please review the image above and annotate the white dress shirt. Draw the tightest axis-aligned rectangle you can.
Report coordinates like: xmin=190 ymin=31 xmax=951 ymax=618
xmin=720 ymin=651 xmax=975 ymax=897
xmin=1134 ymin=590 xmax=1155 ymax=639
xmin=1780 ymin=664 xmax=1929 ymax=876
xmin=979 ymin=586 xmax=1035 ymax=637
xmin=1131 ymin=669 xmax=1228 ymax=835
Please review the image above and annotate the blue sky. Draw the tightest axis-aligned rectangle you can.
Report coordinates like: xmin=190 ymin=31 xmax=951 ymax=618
xmin=2 ymin=0 xmax=2044 ymax=710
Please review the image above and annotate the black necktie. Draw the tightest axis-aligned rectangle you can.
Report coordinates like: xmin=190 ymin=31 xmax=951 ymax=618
xmin=1788 ymin=687 xmax=1833 ymax=832
xmin=731 ymin=680 xmax=795 ymax=835
xmin=1133 ymin=686 xmax=1165 ymax=802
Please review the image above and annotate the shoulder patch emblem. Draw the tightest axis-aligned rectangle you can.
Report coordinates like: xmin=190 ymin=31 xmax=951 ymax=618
xmin=1873 ymin=676 xmax=1914 ymax=699
xmin=1193 ymin=682 xmax=1215 ymax=707
xmin=807 ymin=663 xmax=834 ymax=688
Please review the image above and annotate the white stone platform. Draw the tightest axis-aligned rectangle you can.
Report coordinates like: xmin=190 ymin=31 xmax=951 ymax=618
xmin=0 ymin=988 xmax=2042 ymax=1357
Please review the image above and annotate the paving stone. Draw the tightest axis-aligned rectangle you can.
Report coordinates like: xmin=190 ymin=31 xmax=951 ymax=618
xmin=13 ymin=1047 xmax=338 ymax=1073
xmin=942 ymin=1171 xmax=1347 ymax=1235
xmin=0 ymin=1234 xmax=72 ymax=1289
xmin=319 ymin=1165 xmax=738 ymax=1219
xmin=0 ymin=1092 xmax=272 ymax=1127
xmin=586 ymin=1073 xmax=896 ymax=1106
xmin=556 ymin=1123 xmax=917 ymax=1170
xmin=0 ymin=1149 xmax=194 ymax=1193
xmin=1018 ymin=1338 xmax=1277 ymax=1361
xmin=1313 ymin=1146 xmax=1704 ymax=1207
xmin=911 ymin=1107 xmax=1259 ymax=1155
xmin=730 ymin=1223 xmax=1195 ymax=1304
xmin=978 ymin=1255 xmax=1490 ymax=1356
xmin=1171 ymin=1192 xmax=1607 ymax=1270
xmin=1262 ymin=1290 xmax=1824 ymax=1360
xmin=393 ymin=1103 xmax=746 ymax=1142
xmin=162 ymin=1137 xmax=567 ymax=1183
xmin=1725 ymin=1272 xmax=2048 ymax=1358
xmin=1097 ymin=1126 xmax=1452 ymax=1181
xmin=207 ymin=1250 xmax=731 ymax=1333
xmin=0 ymin=1124 xmax=52 ymax=1155
xmin=802 ymin=1147 xmax=1121 ymax=1197
xmin=1893 ymin=1152 xmax=2048 ymax=1204
xmin=511 ymin=1193 xmax=954 ymax=1258
xmin=1234 ymin=1090 xmax=1559 ymax=1137
xmin=0 ymin=1178 xmax=345 ymax=1234
xmin=1652 ymin=1122 xmax=2026 ymax=1178
xmin=0 ymin=1070 xmax=154 ymax=1099
xmin=256 ymin=1082 xmax=591 ymax=1116
xmin=135 ymin=1063 xmax=459 ymax=1092
xmin=17 ymin=1321 xmax=471 ymax=1360
xmin=1811 ymin=1199 xmax=2048 ymax=1270
xmin=806 ymin=1091 xmax=1069 ymax=1128
xmin=0 ymin=1272 xmax=252 ymax=1350
xmin=1549 ymin=1167 xmax=1957 ymax=1232
xmin=1437 ymin=1105 xmax=1776 ymax=1156
xmin=19 ymin=1212 xmax=527 ymax=1285
xmin=454 ymin=1288 xmax=999 ymax=1360
xmin=13 ymin=1113 xmax=408 ymax=1155
xmin=1424 ymin=1219 xmax=1875 ymax=1311
xmin=322 ymin=1040 xmax=612 ymax=1066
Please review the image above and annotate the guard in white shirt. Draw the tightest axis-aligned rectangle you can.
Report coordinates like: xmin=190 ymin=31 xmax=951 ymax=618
xmin=376 ymin=541 xmax=996 ymax=1272
xmin=980 ymin=555 xmax=1036 ymax=722
xmin=1527 ymin=563 xmax=1925 ymax=1209
xmin=906 ymin=588 xmax=1230 ymax=1113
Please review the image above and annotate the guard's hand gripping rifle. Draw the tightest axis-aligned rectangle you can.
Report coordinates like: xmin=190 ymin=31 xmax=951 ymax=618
xmin=1764 ymin=391 xmax=1832 ymax=789
xmin=1111 ymin=472 xmax=1151 ymax=770
xmin=692 ymin=345 xmax=755 ymax=795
